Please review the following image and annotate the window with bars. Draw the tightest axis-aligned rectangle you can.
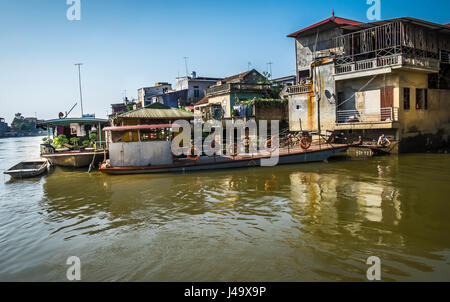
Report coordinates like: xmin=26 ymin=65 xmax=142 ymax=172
xmin=416 ymin=88 xmax=428 ymax=110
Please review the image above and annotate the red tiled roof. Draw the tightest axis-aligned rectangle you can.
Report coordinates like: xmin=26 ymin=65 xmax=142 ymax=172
xmin=287 ymin=15 xmax=363 ymax=38
xmin=194 ymin=97 xmax=209 ymax=106
xmin=223 ymin=69 xmax=255 ymax=83
xmin=445 ymin=23 xmax=450 ymax=27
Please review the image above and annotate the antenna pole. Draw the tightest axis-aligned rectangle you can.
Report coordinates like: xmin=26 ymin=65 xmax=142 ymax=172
xmin=183 ymin=57 xmax=189 ymax=77
xmin=75 ymin=63 xmax=84 ymax=116
xmin=267 ymin=62 xmax=273 ymax=79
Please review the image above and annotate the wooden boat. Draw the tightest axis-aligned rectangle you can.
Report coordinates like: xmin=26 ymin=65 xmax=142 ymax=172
xmin=36 ymin=117 xmax=109 ymax=168
xmin=41 ymin=149 xmax=106 ymax=168
xmin=3 ymin=159 xmax=49 ymax=179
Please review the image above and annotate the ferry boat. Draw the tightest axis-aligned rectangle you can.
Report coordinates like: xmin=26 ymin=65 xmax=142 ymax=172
xmin=37 ymin=117 xmax=109 ymax=168
xmin=99 ymin=124 xmax=349 ymax=175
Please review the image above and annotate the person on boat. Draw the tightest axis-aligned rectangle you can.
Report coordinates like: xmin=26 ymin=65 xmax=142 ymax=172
xmin=377 ymin=134 xmax=391 ymax=147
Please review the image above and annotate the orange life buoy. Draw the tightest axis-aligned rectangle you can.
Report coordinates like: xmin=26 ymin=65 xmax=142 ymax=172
xmin=357 ymin=137 xmax=363 ymax=145
xmin=265 ymin=135 xmax=279 ymax=153
xmin=187 ymin=146 xmax=200 ymax=161
xmin=300 ymin=136 xmax=312 ymax=150
xmin=227 ymin=143 xmax=238 ymax=157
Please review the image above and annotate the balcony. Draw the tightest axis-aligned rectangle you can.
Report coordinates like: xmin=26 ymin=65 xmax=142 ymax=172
xmin=335 ymin=107 xmax=399 ymax=130
xmin=334 ymin=54 xmax=440 ymax=78
xmin=286 ymin=83 xmax=313 ymax=95
xmin=206 ymin=83 xmax=272 ymax=97
xmin=333 ymin=20 xmax=441 ymax=79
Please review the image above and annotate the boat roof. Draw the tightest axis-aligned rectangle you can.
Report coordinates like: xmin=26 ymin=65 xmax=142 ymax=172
xmin=116 ymin=103 xmax=194 ymax=120
xmin=37 ymin=117 xmax=109 ymax=128
xmin=103 ymin=124 xmax=178 ymax=131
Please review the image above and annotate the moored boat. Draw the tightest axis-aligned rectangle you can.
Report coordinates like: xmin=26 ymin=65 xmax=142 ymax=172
xmin=37 ymin=117 xmax=109 ymax=168
xmin=99 ymin=124 xmax=349 ymax=175
xmin=4 ymin=159 xmax=49 ymax=179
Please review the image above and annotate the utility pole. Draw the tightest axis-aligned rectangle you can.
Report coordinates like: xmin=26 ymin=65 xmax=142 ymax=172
xmin=183 ymin=57 xmax=189 ymax=77
xmin=75 ymin=63 xmax=84 ymax=117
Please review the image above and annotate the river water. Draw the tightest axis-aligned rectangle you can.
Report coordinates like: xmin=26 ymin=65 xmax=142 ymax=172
xmin=0 ymin=136 xmax=449 ymax=281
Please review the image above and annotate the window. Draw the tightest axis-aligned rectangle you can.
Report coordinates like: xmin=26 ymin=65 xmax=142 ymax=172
xmin=298 ymin=70 xmax=310 ymax=83
xmin=194 ymin=89 xmax=200 ymax=98
xmin=416 ymin=89 xmax=428 ymax=110
xmin=403 ymin=88 xmax=410 ymax=110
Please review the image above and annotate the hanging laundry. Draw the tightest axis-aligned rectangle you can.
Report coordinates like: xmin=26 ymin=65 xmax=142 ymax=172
xmin=57 ymin=125 xmax=65 ymax=135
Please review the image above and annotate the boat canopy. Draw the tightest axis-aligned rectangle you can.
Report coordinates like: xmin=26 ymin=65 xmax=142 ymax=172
xmin=37 ymin=117 xmax=109 ymax=129
xmin=103 ymin=124 xmax=178 ymax=132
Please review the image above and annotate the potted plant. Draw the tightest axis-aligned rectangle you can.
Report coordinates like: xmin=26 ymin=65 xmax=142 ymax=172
xmin=53 ymin=134 xmax=69 ymax=149
xmin=69 ymin=137 xmax=80 ymax=149
xmin=89 ymin=133 xmax=97 ymax=148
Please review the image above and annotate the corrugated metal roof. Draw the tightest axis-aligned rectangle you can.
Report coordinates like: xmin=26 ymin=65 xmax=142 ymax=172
xmin=117 ymin=107 xmax=194 ymax=119
xmin=37 ymin=117 xmax=109 ymax=126
xmin=103 ymin=124 xmax=175 ymax=131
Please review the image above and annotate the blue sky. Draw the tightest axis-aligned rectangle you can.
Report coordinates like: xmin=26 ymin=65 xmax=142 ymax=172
xmin=0 ymin=0 xmax=448 ymax=123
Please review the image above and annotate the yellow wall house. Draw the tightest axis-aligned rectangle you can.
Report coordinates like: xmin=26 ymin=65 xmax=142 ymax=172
xmin=286 ymin=15 xmax=450 ymax=152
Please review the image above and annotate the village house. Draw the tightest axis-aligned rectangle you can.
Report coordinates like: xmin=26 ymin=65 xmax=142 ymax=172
xmin=175 ymin=71 xmax=222 ymax=106
xmin=138 ymin=82 xmax=172 ymax=107
xmin=271 ymin=75 xmax=296 ymax=87
xmin=204 ymin=69 xmax=273 ymax=120
xmin=110 ymin=97 xmax=140 ymax=115
xmin=286 ymin=13 xmax=450 ymax=152
xmin=150 ymin=89 xmax=189 ymax=108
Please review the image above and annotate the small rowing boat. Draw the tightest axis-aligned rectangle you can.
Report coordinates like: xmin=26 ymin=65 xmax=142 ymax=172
xmin=3 ymin=159 xmax=49 ymax=179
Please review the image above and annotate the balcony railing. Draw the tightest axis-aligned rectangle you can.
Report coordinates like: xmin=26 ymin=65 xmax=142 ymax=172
xmin=336 ymin=107 xmax=399 ymax=124
xmin=286 ymin=83 xmax=313 ymax=95
xmin=206 ymin=83 xmax=272 ymax=96
xmin=335 ymin=54 xmax=439 ymax=75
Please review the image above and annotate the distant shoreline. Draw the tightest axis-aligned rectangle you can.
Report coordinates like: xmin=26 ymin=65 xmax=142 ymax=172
xmin=0 ymin=134 xmax=45 ymax=139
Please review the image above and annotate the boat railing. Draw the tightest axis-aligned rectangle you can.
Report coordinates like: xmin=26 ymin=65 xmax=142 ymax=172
xmin=94 ymin=141 xmax=107 ymax=150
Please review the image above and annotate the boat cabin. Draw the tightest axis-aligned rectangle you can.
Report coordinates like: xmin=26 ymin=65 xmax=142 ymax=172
xmin=37 ymin=117 xmax=109 ymax=153
xmin=36 ymin=117 xmax=110 ymax=168
xmin=103 ymin=124 xmax=176 ymax=167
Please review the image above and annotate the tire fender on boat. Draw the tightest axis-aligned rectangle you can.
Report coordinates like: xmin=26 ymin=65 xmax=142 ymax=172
xmin=187 ymin=146 xmax=200 ymax=161
xmin=265 ymin=135 xmax=279 ymax=153
xmin=300 ymin=136 xmax=312 ymax=150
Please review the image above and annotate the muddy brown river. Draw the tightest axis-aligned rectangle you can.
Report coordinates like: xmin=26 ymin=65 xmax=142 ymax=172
xmin=0 ymin=136 xmax=449 ymax=281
